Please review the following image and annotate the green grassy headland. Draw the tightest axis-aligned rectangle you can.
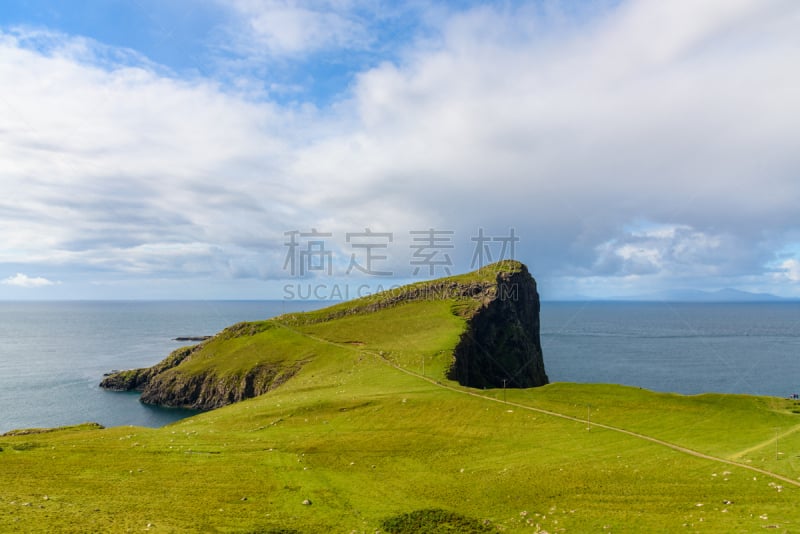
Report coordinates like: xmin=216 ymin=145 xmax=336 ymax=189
xmin=2 ymin=261 xmax=799 ymax=532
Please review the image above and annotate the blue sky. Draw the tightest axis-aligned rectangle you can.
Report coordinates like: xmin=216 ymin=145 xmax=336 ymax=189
xmin=1 ymin=0 xmax=799 ymax=300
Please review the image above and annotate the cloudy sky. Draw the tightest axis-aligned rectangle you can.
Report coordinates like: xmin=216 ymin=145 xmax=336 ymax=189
xmin=0 ymin=0 xmax=798 ymax=300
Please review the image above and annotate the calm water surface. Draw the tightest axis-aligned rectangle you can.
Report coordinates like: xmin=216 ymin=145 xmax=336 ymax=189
xmin=541 ymin=301 xmax=800 ymax=397
xmin=0 ymin=301 xmax=320 ymax=433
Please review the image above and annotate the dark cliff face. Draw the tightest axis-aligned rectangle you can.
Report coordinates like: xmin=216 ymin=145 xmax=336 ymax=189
xmin=100 ymin=346 xmax=197 ymax=392
xmin=136 ymin=362 xmax=302 ymax=410
xmin=447 ymin=265 xmax=548 ymax=388
xmin=100 ymin=324 xmax=304 ymax=411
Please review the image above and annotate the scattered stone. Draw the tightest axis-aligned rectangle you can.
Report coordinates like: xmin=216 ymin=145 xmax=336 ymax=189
xmin=723 ymin=500 xmax=733 ymax=505
xmin=42 ymin=495 xmax=49 ymax=501
xmin=302 ymin=499 xmax=312 ymax=506
xmin=240 ymin=497 xmax=248 ymax=501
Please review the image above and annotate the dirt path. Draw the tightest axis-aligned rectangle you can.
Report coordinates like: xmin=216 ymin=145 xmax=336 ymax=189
xmin=410 ymin=367 xmax=800 ymax=489
xmin=280 ymin=323 xmax=800 ymax=490
xmin=730 ymin=423 xmax=800 ymax=460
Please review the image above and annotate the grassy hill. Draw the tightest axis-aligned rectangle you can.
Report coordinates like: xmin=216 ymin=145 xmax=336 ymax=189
xmin=2 ymin=262 xmax=800 ymax=532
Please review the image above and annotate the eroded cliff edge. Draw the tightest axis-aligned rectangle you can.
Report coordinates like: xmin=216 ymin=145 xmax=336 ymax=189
xmin=101 ymin=260 xmax=548 ymax=410
xmin=100 ymin=322 xmax=304 ymax=410
xmin=447 ymin=264 xmax=548 ymax=388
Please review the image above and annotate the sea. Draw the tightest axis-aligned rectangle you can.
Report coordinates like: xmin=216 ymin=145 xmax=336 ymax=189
xmin=0 ymin=301 xmax=320 ymax=434
xmin=1 ymin=300 xmax=799 ymax=434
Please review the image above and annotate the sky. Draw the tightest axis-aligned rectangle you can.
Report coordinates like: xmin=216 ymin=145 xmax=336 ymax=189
xmin=0 ymin=0 xmax=799 ymax=300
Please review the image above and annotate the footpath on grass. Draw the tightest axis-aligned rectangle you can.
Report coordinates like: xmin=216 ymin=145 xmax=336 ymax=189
xmin=280 ymin=322 xmax=800 ymax=491
xmin=414 ymin=363 xmax=800 ymax=490
xmin=729 ymin=423 xmax=800 ymax=461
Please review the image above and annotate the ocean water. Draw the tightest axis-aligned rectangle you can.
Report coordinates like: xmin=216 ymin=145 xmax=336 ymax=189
xmin=541 ymin=302 xmax=800 ymax=397
xmin=1 ymin=300 xmax=799 ymax=434
xmin=0 ymin=300 xmax=322 ymax=434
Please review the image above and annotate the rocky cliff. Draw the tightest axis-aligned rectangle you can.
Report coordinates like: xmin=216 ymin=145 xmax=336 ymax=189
xmin=137 ymin=361 xmax=301 ymax=409
xmin=447 ymin=264 xmax=548 ymax=388
xmin=101 ymin=260 xmax=547 ymax=410
xmin=100 ymin=322 xmax=305 ymax=410
xmin=100 ymin=345 xmax=198 ymax=392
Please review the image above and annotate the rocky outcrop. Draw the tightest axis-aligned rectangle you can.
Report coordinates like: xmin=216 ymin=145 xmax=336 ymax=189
xmin=100 ymin=324 xmax=304 ymax=410
xmin=136 ymin=362 xmax=303 ymax=410
xmin=100 ymin=345 xmax=197 ymax=392
xmin=101 ymin=261 xmax=548 ymax=411
xmin=102 ymin=353 xmax=303 ymax=411
xmin=447 ymin=264 xmax=548 ymax=388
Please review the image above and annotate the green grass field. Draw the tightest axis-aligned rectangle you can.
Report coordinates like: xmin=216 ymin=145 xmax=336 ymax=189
xmin=2 ymin=266 xmax=799 ymax=532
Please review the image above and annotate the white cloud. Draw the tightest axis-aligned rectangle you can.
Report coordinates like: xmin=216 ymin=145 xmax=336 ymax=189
xmin=773 ymin=259 xmax=800 ymax=283
xmin=1 ymin=0 xmax=800 ymax=297
xmin=0 ymin=27 xmax=301 ymax=278
xmin=590 ymin=224 xmax=747 ymax=278
xmin=293 ymin=0 xmax=800 ymax=288
xmin=220 ymin=0 xmax=371 ymax=56
xmin=2 ymin=273 xmax=60 ymax=288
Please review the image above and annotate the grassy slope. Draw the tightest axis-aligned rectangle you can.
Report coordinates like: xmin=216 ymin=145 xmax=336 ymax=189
xmin=2 ymin=274 xmax=800 ymax=532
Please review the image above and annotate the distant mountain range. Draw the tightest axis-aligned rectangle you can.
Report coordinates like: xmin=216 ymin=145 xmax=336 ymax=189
xmin=599 ymin=288 xmax=790 ymax=302
xmin=546 ymin=288 xmax=798 ymax=302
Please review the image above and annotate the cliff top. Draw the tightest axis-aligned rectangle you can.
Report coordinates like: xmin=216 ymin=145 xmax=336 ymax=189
xmin=276 ymin=259 xmax=530 ymax=326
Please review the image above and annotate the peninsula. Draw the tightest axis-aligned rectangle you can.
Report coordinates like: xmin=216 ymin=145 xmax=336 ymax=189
xmin=100 ymin=260 xmax=548 ymax=409
xmin=1 ymin=261 xmax=799 ymax=532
